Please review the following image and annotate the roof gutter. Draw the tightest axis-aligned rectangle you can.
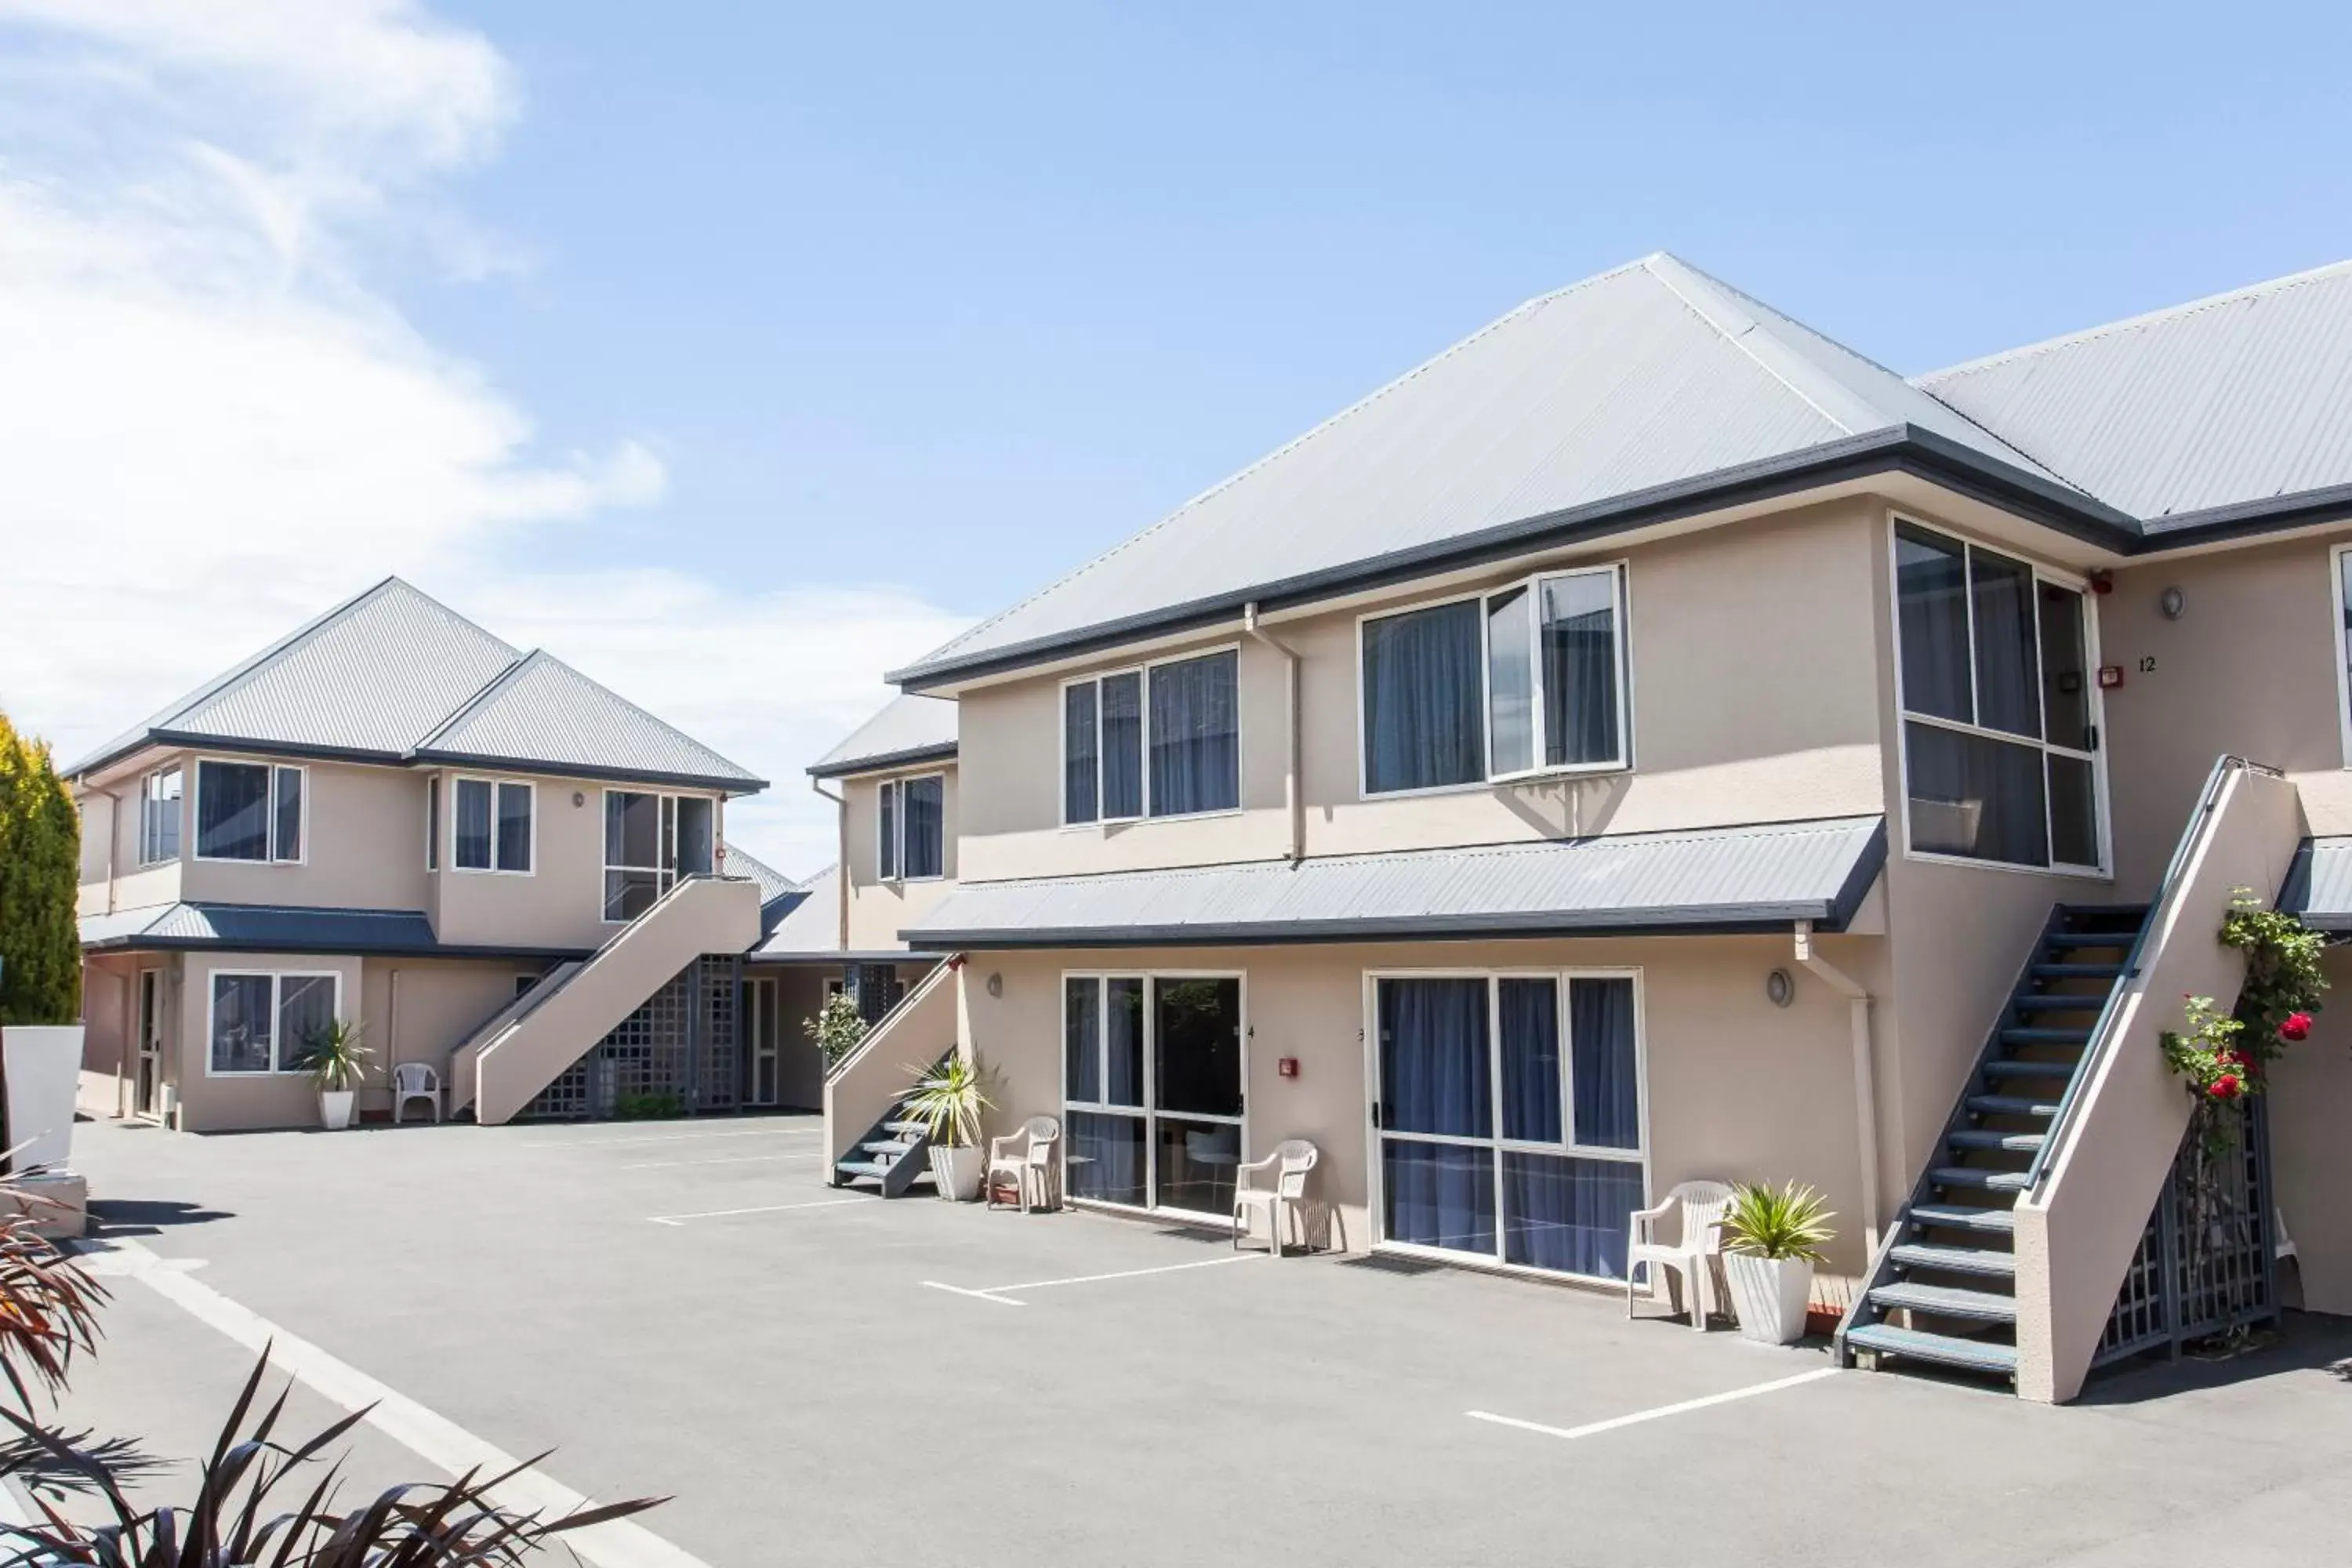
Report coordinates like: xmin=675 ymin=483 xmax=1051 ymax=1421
xmin=1793 ymin=920 xmax=1882 ymax=1255
xmin=807 ymin=742 xmax=960 ymax=781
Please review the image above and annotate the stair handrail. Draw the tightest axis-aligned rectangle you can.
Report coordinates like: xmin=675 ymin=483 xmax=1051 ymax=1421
xmin=824 ymin=958 xmax=960 ymax=1085
xmin=2022 ymin=753 xmax=2279 ymax=1194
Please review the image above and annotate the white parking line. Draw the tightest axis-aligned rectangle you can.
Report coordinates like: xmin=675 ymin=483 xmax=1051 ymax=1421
xmin=1466 ymin=1367 xmax=1838 ymax=1443
xmin=619 ymin=1152 xmax=824 ymax=1171
xmin=92 ymin=1240 xmax=710 ymax=1568
xmin=532 ymin=1127 xmax=820 ymax=1149
xmin=646 ymin=1197 xmax=868 ymax=1226
xmin=922 ymin=1251 xmax=1260 ymax=1305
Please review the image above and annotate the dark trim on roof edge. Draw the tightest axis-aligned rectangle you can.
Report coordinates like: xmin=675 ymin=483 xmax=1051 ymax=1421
xmin=73 ymin=732 xmax=765 ymax=793
xmin=744 ymin=949 xmax=946 ymax=965
xmin=889 ymin=426 xmax=2138 ymax=689
xmin=82 ymin=933 xmax=595 ymax=961
xmin=808 ymin=742 xmax=960 ymax=779
xmin=2134 ymin=483 xmax=2352 ymax=551
xmin=408 ymin=748 xmax=768 ymax=793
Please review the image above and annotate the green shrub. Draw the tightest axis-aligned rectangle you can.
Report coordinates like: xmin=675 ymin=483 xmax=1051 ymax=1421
xmin=0 ymin=716 xmax=79 ymax=1029
xmin=614 ymin=1091 xmax=684 ymax=1120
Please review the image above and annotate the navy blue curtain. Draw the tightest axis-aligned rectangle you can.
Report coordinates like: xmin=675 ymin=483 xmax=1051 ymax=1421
xmin=1895 ymin=524 xmax=1970 ymax=724
xmin=1063 ymin=683 xmax=1098 ymax=823
xmin=196 ymin=761 xmax=270 ymax=861
xmin=902 ymin=776 xmax=944 ymax=878
xmin=1498 ymin=978 xmax=1560 ymax=1143
xmin=1102 ymin=673 xmax=1143 ymax=818
xmin=1540 ymin=574 xmax=1621 ymax=767
xmin=1502 ymin=1152 xmax=1644 ymax=1276
xmin=1362 ymin=601 xmax=1484 ymax=793
xmin=1148 ymin=652 xmax=1239 ymax=816
xmin=1105 ymin=978 xmax=1145 ymax=1107
xmin=1570 ymin=977 xmax=1640 ymax=1149
xmin=1383 ymin=1141 xmax=1495 ymax=1255
xmin=1064 ymin=978 xmax=1100 ymax=1102
xmin=1378 ymin=978 xmax=1489 ymax=1137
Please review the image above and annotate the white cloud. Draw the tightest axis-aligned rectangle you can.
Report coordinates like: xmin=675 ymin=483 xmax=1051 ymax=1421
xmin=0 ymin=0 xmax=965 ymax=878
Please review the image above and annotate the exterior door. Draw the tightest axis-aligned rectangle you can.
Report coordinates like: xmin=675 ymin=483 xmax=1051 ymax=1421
xmin=135 ymin=969 xmax=164 ymax=1119
xmin=1062 ymin=974 xmax=1244 ymax=1219
xmin=744 ymin=978 xmax=779 ymax=1107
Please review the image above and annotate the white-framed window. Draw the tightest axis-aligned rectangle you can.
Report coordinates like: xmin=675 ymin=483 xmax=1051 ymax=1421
xmin=1060 ymin=971 xmax=1246 ymax=1217
xmin=193 ymin=759 xmax=303 ymax=863
xmin=1891 ymin=518 xmax=2105 ymax=873
xmin=1357 ymin=563 xmax=1629 ymax=797
xmin=452 ymin=777 xmax=533 ymax=874
xmin=601 ymin=789 xmax=717 ymax=921
xmin=206 ymin=970 xmax=339 ymax=1076
xmin=425 ymin=776 xmax=439 ymax=871
xmin=1366 ymin=967 xmax=1646 ymax=1281
xmin=2331 ymin=543 xmax=2352 ymax=768
xmin=877 ymin=772 xmax=945 ymax=882
xmin=138 ymin=764 xmax=183 ymax=865
xmin=1062 ymin=647 xmax=1240 ymax=826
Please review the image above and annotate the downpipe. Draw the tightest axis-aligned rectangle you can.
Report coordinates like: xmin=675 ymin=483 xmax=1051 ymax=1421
xmin=1242 ymin=601 xmax=1304 ymax=863
xmin=1794 ymin=920 xmax=1882 ymax=1256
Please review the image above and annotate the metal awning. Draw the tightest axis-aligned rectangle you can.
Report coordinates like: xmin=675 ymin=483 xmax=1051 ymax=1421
xmin=2280 ymin=837 xmax=2352 ymax=932
xmin=902 ymin=815 xmax=1886 ymax=950
xmin=78 ymin=902 xmax=590 ymax=960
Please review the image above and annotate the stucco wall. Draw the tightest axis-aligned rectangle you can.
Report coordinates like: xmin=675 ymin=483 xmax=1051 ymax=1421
xmin=178 ymin=757 xmax=432 ymax=914
xmin=954 ymin=499 xmax=1889 ymax=884
xmin=840 ymin=768 xmax=960 ymax=950
xmin=955 ymin=931 xmax=1883 ymax=1278
xmin=361 ymin=958 xmax=536 ymax=1118
xmin=2270 ymin=949 xmax=2352 ymax=1316
xmin=171 ymin=949 xmax=364 ymax=1133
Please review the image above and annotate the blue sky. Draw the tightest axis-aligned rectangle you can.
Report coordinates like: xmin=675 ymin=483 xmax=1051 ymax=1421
xmin=2 ymin=2 xmax=2348 ymax=870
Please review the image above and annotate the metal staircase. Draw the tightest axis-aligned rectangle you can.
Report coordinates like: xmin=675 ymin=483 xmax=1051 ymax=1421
xmin=829 ymin=1094 xmax=935 ymax=1197
xmin=1836 ymin=902 xmax=2149 ymax=1382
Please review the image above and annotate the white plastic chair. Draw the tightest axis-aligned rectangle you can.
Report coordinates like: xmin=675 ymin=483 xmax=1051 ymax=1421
xmin=1232 ymin=1138 xmax=1319 ymax=1257
xmin=1627 ymin=1179 xmax=1734 ymax=1332
xmin=391 ymin=1062 xmax=443 ymax=1125
xmin=987 ymin=1116 xmax=1061 ymax=1211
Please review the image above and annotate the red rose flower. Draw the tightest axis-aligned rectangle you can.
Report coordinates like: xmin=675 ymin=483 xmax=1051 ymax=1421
xmin=2209 ymin=1074 xmax=2243 ymax=1100
xmin=2280 ymin=1012 xmax=2313 ymax=1043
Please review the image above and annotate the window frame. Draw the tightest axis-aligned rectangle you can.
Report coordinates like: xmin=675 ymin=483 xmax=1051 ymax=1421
xmin=204 ymin=968 xmax=342 ymax=1079
xmin=191 ymin=757 xmax=306 ymax=865
xmin=1359 ymin=964 xmax=1650 ymax=1283
xmin=597 ymin=788 xmax=717 ymax=924
xmin=1058 ymin=967 xmax=1250 ymax=1219
xmin=1353 ymin=561 xmax=1633 ymax=802
xmin=448 ymin=775 xmax=535 ymax=877
xmin=1059 ymin=643 xmax=1244 ymax=828
xmin=1886 ymin=514 xmax=2111 ymax=879
xmin=424 ymin=775 xmax=439 ymax=872
xmin=2331 ymin=543 xmax=2352 ymax=771
xmin=138 ymin=764 xmax=183 ymax=866
xmin=875 ymin=770 xmax=948 ymax=884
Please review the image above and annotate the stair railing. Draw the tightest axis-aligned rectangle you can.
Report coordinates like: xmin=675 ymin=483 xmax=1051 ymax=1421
xmin=2022 ymin=754 xmax=2276 ymax=1195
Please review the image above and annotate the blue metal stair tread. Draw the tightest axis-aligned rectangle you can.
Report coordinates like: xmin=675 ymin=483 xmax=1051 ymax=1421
xmin=1981 ymin=1059 xmax=2078 ymax=1079
xmin=1890 ymin=1243 xmax=2016 ymax=1277
xmin=2031 ymin=962 xmax=2125 ymax=979
xmin=1947 ymin=1128 xmax=2046 ymax=1152
xmin=1844 ymin=1323 xmax=2018 ymax=1375
xmin=1867 ymin=1280 xmax=2017 ymax=1321
xmin=1968 ymin=1094 xmax=2060 ymax=1116
xmin=860 ymin=1139 xmax=918 ymax=1155
xmin=1930 ymin=1165 xmax=2031 ymax=1192
xmin=882 ymin=1120 xmax=928 ymax=1134
xmin=2043 ymin=932 xmax=2136 ymax=949
xmin=2001 ymin=1026 xmax=2092 ymax=1045
xmin=835 ymin=1160 xmax=895 ymax=1179
xmin=2011 ymin=994 xmax=2110 ymax=1012
xmin=1909 ymin=1203 xmax=2016 ymax=1232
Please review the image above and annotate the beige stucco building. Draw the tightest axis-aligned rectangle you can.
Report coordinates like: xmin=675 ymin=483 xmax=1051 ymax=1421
xmin=822 ymin=252 xmax=2352 ymax=1403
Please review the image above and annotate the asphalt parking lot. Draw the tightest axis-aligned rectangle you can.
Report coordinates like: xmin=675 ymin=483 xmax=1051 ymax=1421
xmin=40 ymin=1113 xmax=2352 ymax=1567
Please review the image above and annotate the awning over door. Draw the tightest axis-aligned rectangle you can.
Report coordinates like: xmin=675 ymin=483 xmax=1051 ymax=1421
xmin=902 ymin=815 xmax=1886 ymax=950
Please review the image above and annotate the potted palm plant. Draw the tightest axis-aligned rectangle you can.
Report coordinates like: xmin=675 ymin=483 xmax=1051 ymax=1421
xmin=899 ymin=1053 xmax=995 ymax=1201
xmin=1719 ymin=1181 xmax=1835 ymax=1345
xmin=300 ymin=1018 xmax=371 ymax=1131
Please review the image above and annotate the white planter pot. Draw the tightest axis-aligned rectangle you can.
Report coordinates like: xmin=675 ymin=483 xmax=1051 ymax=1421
xmin=1725 ymin=1252 xmax=1815 ymax=1345
xmin=931 ymin=1143 xmax=983 ymax=1201
xmin=2 ymin=1025 xmax=85 ymax=1171
xmin=319 ymin=1091 xmax=356 ymax=1131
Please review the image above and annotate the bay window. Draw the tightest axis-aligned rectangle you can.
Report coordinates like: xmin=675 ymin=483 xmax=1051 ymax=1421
xmin=1894 ymin=521 xmax=2103 ymax=870
xmin=1361 ymin=564 xmax=1628 ymax=797
xmin=878 ymin=773 xmax=945 ymax=881
xmin=452 ymin=778 xmax=533 ymax=873
xmin=1063 ymin=650 xmax=1236 ymax=824
xmin=139 ymin=765 xmax=182 ymax=865
xmin=194 ymin=760 xmax=302 ymax=862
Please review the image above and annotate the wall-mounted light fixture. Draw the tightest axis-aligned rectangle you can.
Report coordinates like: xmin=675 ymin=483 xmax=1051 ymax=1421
xmin=1766 ymin=968 xmax=1795 ymax=1008
xmin=2159 ymin=585 xmax=2187 ymax=621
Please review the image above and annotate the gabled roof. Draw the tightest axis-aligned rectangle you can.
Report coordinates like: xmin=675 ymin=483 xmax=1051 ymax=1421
xmin=716 ymin=841 xmax=804 ymax=935
xmin=808 ymin=693 xmax=959 ymax=779
xmin=902 ymin=815 xmax=1886 ymax=949
xmin=892 ymin=252 xmax=2097 ymax=687
xmin=1917 ymin=258 xmax=2352 ymax=528
xmin=68 ymin=578 xmax=764 ymax=792
xmin=416 ymin=649 xmax=762 ymax=790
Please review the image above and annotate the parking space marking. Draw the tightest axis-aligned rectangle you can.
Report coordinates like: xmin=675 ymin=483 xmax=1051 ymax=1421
xmin=530 ymin=1127 xmax=821 ymax=1150
xmin=646 ymin=1196 xmax=868 ymax=1225
xmin=1466 ymin=1366 xmax=1837 ymax=1443
xmin=91 ymin=1239 xmax=712 ymax=1568
xmin=619 ymin=1152 xmax=825 ymax=1171
xmin=923 ymin=1251 xmax=1261 ymax=1305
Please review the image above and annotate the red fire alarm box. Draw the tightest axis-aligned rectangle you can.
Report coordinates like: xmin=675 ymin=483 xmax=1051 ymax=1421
xmin=1277 ymin=1056 xmax=1299 ymax=1079
xmin=2097 ymin=665 xmax=2125 ymax=689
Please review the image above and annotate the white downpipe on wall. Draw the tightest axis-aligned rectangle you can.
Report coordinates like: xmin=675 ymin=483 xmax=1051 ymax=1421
xmin=1242 ymin=601 xmax=1304 ymax=863
xmin=1794 ymin=920 xmax=1882 ymax=1256
xmin=811 ymin=777 xmax=848 ymax=948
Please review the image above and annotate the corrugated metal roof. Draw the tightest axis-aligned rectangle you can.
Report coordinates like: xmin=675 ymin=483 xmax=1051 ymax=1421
xmin=1917 ymin=260 xmax=2352 ymax=523
xmin=717 ymin=842 xmax=806 ymax=936
xmin=895 ymin=253 xmax=2078 ymax=686
xmin=750 ymin=864 xmax=840 ymax=955
xmin=77 ymin=902 xmax=591 ymax=958
xmin=416 ymin=649 xmax=762 ymax=789
xmin=902 ymin=815 xmax=1886 ymax=949
xmin=809 ymin=694 xmax=960 ymax=778
xmin=2279 ymin=837 xmax=2352 ymax=931
xmin=67 ymin=578 xmax=760 ymax=792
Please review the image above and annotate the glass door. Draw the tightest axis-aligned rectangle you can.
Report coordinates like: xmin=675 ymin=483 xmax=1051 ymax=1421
xmin=1373 ymin=972 xmax=1646 ymax=1279
xmin=136 ymin=969 xmax=164 ymax=1120
xmin=2037 ymin=582 xmax=2103 ymax=871
xmin=1063 ymin=975 xmax=1244 ymax=1218
xmin=743 ymin=977 xmax=779 ymax=1106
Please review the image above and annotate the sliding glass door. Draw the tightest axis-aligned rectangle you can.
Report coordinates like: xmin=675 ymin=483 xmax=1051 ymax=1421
xmin=1064 ymin=974 xmax=1244 ymax=1218
xmin=1372 ymin=971 xmax=1646 ymax=1279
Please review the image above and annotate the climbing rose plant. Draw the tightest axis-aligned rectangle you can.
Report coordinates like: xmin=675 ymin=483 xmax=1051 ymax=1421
xmin=2159 ymin=891 xmax=2328 ymax=1113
